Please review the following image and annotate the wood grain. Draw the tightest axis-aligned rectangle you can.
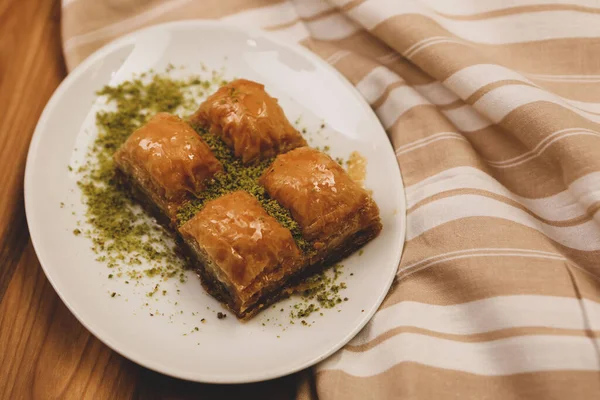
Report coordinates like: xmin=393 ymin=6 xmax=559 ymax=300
xmin=0 ymin=0 xmax=304 ymax=398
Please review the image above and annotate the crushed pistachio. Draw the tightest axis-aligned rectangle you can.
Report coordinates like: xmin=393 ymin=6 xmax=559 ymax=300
xmin=177 ymin=126 xmax=312 ymax=252
xmin=290 ymin=264 xmax=347 ymax=320
xmin=76 ymin=68 xmax=225 ymax=282
xmin=147 ymin=284 xmax=160 ymax=297
xmin=293 ymin=303 xmax=319 ymax=319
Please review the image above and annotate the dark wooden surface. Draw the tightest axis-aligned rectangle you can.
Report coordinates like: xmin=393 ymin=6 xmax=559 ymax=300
xmin=0 ymin=1 xmax=299 ymax=398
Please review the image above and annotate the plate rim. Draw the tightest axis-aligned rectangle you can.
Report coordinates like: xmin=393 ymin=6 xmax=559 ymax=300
xmin=24 ymin=19 xmax=407 ymax=383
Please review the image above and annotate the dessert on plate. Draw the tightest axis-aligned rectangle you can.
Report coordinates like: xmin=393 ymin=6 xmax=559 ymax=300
xmin=113 ymin=78 xmax=382 ymax=319
xmin=190 ymin=79 xmax=307 ymax=164
xmin=113 ymin=112 xmax=222 ymax=220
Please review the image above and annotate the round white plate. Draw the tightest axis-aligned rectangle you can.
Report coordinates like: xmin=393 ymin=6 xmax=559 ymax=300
xmin=24 ymin=21 xmax=406 ymax=383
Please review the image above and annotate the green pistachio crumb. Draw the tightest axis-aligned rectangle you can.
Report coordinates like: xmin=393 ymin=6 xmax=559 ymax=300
xmin=289 ymin=264 xmax=347 ymax=321
xmin=77 ymin=68 xmax=225 ymax=284
xmin=176 ymin=125 xmax=312 ymax=253
xmin=147 ymin=284 xmax=159 ymax=297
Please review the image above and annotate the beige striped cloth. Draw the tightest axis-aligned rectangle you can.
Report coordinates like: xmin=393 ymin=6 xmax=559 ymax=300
xmin=62 ymin=0 xmax=600 ymax=398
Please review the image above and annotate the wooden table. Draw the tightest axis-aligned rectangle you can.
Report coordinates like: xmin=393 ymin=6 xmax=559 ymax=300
xmin=0 ymin=1 xmax=302 ymax=398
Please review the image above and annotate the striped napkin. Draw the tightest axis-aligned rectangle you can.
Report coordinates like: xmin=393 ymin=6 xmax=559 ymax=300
xmin=62 ymin=0 xmax=600 ymax=398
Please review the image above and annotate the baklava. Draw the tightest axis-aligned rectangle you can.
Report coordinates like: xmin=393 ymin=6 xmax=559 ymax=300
xmin=179 ymin=191 xmax=303 ymax=318
xmin=260 ymin=147 xmax=382 ymax=265
xmin=114 ymin=79 xmax=382 ymax=320
xmin=190 ymin=79 xmax=307 ymax=164
xmin=113 ymin=113 xmax=222 ymax=220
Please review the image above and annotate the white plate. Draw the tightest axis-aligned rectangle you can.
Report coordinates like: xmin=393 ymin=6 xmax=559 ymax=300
xmin=24 ymin=21 xmax=406 ymax=383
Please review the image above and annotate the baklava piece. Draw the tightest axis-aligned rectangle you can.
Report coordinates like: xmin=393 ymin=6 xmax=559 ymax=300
xmin=113 ymin=113 xmax=222 ymax=220
xmin=179 ymin=191 xmax=302 ymax=318
xmin=260 ymin=147 xmax=381 ymax=264
xmin=190 ymin=79 xmax=307 ymax=164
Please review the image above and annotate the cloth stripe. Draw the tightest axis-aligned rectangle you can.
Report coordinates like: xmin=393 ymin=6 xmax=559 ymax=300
xmin=420 ymin=0 xmax=600 ymax=17
xmin=349 ymin=295 xmax=600 ymax=346
xmin=319 ymin=334 xmax=600 ymax=376
xmin=349 ymin=0 xmax=600 ymax=44
xmin=315 ymin=367 xmax=600 ymax=400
